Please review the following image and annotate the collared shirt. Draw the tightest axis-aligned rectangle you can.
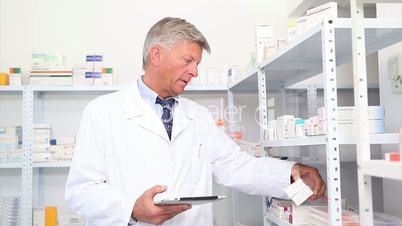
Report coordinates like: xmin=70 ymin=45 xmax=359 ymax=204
xmin=137 ymin=76 xmax=177 ymax=119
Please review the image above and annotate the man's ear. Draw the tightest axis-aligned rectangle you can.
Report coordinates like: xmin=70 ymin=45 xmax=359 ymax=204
xmin=149 ymin=45 xmax=162 ymax=67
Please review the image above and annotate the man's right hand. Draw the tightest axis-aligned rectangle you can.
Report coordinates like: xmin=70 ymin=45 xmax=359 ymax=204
xmin=132 ymin=185 xmax=192 ymax=225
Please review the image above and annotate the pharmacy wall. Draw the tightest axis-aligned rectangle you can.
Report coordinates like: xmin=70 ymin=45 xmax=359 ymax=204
xmin=0 ymin=0 xmax=288 ymax=84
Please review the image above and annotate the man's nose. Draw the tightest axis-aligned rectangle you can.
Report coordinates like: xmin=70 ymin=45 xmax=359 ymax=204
xmin=188 ymin=62 xmax=198 ymax=77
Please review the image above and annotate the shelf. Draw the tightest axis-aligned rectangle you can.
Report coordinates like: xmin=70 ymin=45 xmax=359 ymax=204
xmin=32 ymin=162 xmax=71 ymax=168
xmin=265 ymin=212 xmax=292 ymax=226
xmin=184 ymin=85 xmax=227 ymax=92
xmin=32 ymin=86 xmax=125 ymax=92
xmin=227 ymin=69 xmax=258 ymax=92
xmin=16 ymin=85 xmax=227 ymax=92
xmin=0 ymin=86 xmax=24 ymax=92
xmin=264 ymin=133 xmax=400 ymax=147
xmin=287 ymin=0 xmax=372 ymax=18
xmin=0 ymin=163 xmax=22 ymax=168
xmin=362 ymin=160 xmax=402 ymax=181
xmin=229 ymin=18 xmax=402 ymax=92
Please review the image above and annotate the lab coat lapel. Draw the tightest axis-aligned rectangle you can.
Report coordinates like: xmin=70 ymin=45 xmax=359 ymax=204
xmin=123 ymin=85 xmax=170 ymax=142
xmin=171 ymin=97 xmax=194 ymax=142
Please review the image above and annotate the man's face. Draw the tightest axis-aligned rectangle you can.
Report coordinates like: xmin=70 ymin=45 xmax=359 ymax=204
xmin=157 ymin=40 xmax=202 ymax=97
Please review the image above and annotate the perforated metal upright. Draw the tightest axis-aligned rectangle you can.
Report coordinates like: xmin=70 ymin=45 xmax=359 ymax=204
xmin=256 ymin=67 xmax=272 ymax=226
xmin=257 ymin=68 xmax=268 ymax=153
xmin=350 ymin=1 xmax=373 ymax=225
xmin=321 ymin=19 xmax=342 ymax=226
xmin=21 ymin=86 xmax=33 ymax=226
xmin=350 ymin=1 xmax=402 ymax=225
xmin=226 ymin=89 xmax=238 ymax=225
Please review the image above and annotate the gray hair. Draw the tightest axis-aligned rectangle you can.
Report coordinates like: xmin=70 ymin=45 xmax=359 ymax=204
xmin=142 ymin=17 xmax=211 ymax=70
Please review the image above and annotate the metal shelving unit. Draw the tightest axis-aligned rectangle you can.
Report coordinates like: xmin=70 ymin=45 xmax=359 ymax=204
xmin=32 ymin=162 xmax=72 ymax=168
xmin=263 ymin=133 xmax=400 ymax=147
xmin=0 ymin=163 xmax=22 ymax=168
xmin=351 ymin=1 xmax=402 ymax=226
xmin=229 ymin=18 xmax=402 ymax=93
xmin=0 ymin=86 xmax=24 ymax=91
xmin=227 ymin=16 xmax=402 ymax=226
xmin=1 ymin=84 xmax=229 ymax=223
xmin=0 ymin=86 xmax=25 ymax=226
xmin=28 ymin=84 xmax=227 ymax=92
xmin=264 ymin=212 xmax=292 ymax=226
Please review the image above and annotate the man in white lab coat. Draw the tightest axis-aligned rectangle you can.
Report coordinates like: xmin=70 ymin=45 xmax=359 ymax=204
xmin=65 ymin=17 xmax=326 ymax=226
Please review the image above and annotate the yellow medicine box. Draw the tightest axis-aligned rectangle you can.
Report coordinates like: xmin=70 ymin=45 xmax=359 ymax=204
xmin=0 ymin=72 xmax=9 ymax=85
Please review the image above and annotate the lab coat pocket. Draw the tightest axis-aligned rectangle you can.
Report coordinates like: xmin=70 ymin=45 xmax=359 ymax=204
xmin=191 ymin=143 xmax=204 ymax=184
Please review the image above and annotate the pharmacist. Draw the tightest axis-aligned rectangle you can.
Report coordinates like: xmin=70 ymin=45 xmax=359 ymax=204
xmin=65 ymin=17 xmax=326 ymax=226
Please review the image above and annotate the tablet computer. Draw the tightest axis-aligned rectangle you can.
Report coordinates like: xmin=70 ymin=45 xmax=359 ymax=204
xmin=154 ymin=195 xmax=226 ymax=206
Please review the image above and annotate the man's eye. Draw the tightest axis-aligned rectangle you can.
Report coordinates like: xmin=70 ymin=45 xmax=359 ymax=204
xmin=184 ymin=59 xmax=192 ymax=65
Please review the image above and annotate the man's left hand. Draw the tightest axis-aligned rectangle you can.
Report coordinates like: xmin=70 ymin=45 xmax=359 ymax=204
xmin=291 ymin=163 xmax=327 ymax=201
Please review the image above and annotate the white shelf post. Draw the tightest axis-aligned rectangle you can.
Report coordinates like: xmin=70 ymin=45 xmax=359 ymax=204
xmin=21 ymin=86 xmax=33 ymax=226
xmin=257 ymin=68 xmax=269 ymax=150
xmin=257 ymin=67 xmax=272 ymax=226
xmin=322 ymin=19 xmax=342 ymax=226
xmin=351 ymin=0 xmax=374 ymax=225
xmin=227 ymin=90 xmax=238 ymax=225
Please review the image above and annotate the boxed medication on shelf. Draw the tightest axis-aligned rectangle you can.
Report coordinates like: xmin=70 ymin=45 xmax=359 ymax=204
xmin=305 ymin=2 xmax=338 ymax=31
xmin=385 ymin=152 xmax=400 ymax=162
xmin=267 ymin=120 xmax=276 ymax=140
xmin=317 ymin=106 xmax=385 ymax=121
xmin=34 ymin=206 xmax=57 ymax=226
xmin=276 ymin=115 xmax=296 ymax=140
xmin=33 ymin=144 xmax=50 ymax=152
xmin=33 ymin=123 xmax=51 ymax=129
xmin=320 ymin=119 xmax=385 ymax=134
xmin=291 ymin=205 xmax=312 ymax=225
xmin=9 ymin=67 xmax=22 ymax=86
xmin=32 ymin=52 xmax=65 ymax=70
xmin=30 ymin=69 xmax=73 ymax=86
xmin=0 ymin=150 xmax=7 ymax=163
xmin=0 ymin=136 xmax=19 ymax=150
xmin=0 ymin=72 xmax=9 ymax=85
xmin=50 ymin=137 xmax=75 ymax=145
xmin=256 ymin=25 xmax=274 ymax=63
xmin=73 ymin=66 xmax=94 ymax=86
xmin=0 ymin=197 xmax=20 ymax=226
xmin=31 ymin=76 xmax=73 ymax=86
xmin=373 ymin=212 xmax=402 ymax=226
xmin=86 ymin=54 xmax=103 ymax=70
xmin=309 ymin=206 xmax=359 ymax=226
xmin=295 ymin=119 xmax=306 ymax=137
xmin=7 ymin=149 xmax=22 ymax=163
xmin=287 ymin=16 xmax=308 ymax=42
xmin=59 ymin=214 xmax=85 ymax=226
xmin=306 ymin=116 xmax=322 ymax=136
xmin=267 ymin=198 xmax=292 ymax=222
xmin=33 ymin=152 xmax=51 ymax=163
xmin=0 ymin=126 xmax=22 ymax=137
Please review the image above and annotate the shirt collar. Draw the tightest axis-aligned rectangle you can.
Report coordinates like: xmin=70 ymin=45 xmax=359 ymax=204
xmin=137 ymin=76 xmax=178 ymax=104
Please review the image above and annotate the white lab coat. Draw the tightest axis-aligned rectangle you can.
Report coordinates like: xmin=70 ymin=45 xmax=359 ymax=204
xmin=65 ymin=84 xmax=295 ymax=226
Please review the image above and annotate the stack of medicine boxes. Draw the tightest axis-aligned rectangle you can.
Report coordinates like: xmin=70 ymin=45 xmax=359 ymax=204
xmin=0 ymin=197 xmax=21 ymax=226
xmin=0 ymin=127 xmax=22 ymax=163
xmin=73 ymin=55 xmax=115 ymax=86
xmin=33 ymin=124 xmax=51 ymax=163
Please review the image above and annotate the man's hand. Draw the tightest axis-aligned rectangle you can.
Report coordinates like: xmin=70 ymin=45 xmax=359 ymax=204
xmin=132 ymin=185 xmax=191 ymax=225
xmin=291 ymin=163 xmax=326 ymax=201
